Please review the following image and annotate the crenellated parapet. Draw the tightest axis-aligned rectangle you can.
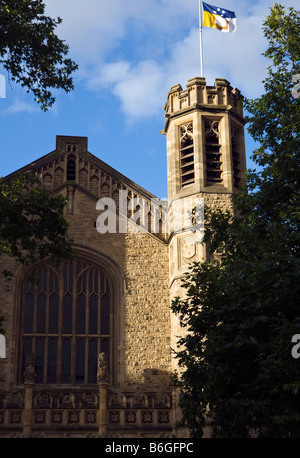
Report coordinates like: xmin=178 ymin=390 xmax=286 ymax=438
xmin=163 ymin=77 xmax=244 ymax=132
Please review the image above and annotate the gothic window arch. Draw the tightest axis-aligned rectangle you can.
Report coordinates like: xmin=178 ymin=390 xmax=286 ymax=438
xmin=19 ymin=259 xmax=113 ymax=385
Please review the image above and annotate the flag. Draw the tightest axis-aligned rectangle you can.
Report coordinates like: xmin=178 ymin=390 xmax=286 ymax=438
xmin=202 ymin=2 xmax=236 ymax=33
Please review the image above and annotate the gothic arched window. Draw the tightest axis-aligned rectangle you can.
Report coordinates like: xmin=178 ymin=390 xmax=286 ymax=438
xmin=20 ymin=260 xmax=112 ymax=385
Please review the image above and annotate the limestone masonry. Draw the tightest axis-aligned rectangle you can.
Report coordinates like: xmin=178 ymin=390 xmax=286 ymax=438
xmin=0 ymin=78 xmax=246 ymax=438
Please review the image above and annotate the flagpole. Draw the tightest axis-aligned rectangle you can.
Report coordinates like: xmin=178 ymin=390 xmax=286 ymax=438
xmin=199 ymin=0 xmax=204 ymax=77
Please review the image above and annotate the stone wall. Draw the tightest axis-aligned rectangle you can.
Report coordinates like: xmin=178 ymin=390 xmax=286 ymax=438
xmin=0 ymin=142 xmax=173 ymax=437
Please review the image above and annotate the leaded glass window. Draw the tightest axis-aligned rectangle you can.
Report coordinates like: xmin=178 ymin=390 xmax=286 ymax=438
xmin=20 ymin=260 xmax=112 ymax=385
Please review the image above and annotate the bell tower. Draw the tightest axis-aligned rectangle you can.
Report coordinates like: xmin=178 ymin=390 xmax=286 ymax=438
xmin=163 ymin=77 xmax=246 ymax=201
xmin=162 ymin=77 xmax=246 ymax=370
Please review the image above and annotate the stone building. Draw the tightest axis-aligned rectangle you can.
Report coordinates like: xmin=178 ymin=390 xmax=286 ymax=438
xmin=0 ymin=77 xmax=246 ymax=438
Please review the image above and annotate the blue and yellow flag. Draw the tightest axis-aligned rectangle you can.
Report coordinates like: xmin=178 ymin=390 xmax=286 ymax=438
xmin=202 ymin=2 xmax=236 ymax=33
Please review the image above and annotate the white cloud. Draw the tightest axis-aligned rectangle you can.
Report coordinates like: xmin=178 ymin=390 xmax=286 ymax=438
xmin=44 ymin=0 xmax=196 ymax=66
xmin=5 ymin=99 xmax=39 ymax=115
xmin=89 ymin=60 xmax=165 ymax=119
xmin=44 ymin=0 xmax=296 ymax=120
xmin=45 ymin=0 xmax=129 ymax=64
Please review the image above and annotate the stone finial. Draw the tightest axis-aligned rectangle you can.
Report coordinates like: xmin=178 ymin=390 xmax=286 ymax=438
xmin=97 ymin=352 xmax=109 ymax=384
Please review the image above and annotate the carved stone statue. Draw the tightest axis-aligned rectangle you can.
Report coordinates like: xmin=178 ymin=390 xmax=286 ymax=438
xmin=97 ymin=352 xmax=109 ymax=384
xmin=24 ymin=352 xmax=35 ymax=383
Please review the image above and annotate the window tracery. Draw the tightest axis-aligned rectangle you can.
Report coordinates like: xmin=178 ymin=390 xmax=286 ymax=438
xmin=20 ymin=260 xmax=112 ymax=385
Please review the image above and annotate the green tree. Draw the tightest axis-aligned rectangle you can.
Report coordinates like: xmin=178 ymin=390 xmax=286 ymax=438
xmin=171 ymin=4 xmax=300 ymax=438
xmin=0 ymin=0 xmax=78 ymax=110
xmin=0 ymin=1 xmax=77 ymax=333
xmin=0 ymin=173 xmax=75 ymax=333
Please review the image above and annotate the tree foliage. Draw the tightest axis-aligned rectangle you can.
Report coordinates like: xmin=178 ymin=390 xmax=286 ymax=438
xmin=0 ymin=0 xmax=78 ymax=110
xmin=171 ymin=4 xmax=300 ymax=438
xmin=0 ymin=173 xmax=75 ymax=333
xmin=0 ymin=173 xmax=74 ymax=269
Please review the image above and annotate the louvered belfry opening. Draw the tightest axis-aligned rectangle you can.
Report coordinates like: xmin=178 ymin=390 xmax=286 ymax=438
xmin=205 ymin=120 xmax=223 ymax=185
xmin=180 ymin=122 xmax=195 ymax=188
xmin=231 ymin=128 xmax=241 ymax=188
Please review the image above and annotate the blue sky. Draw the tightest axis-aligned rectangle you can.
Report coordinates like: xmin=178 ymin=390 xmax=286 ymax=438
xmin=0 ymin=0 xmax=297 ymax=199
